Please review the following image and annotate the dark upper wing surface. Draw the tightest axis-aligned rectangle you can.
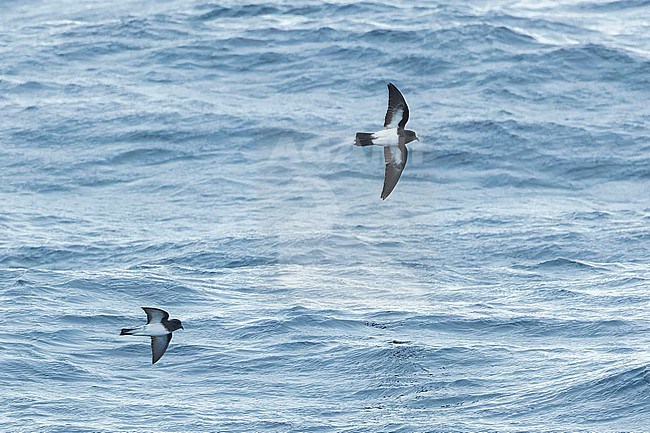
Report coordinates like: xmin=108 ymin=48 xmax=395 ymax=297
xmin=384 ymin=83 xmax=410 ymax=129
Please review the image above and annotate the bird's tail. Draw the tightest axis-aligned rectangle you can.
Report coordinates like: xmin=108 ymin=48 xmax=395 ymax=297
xmin=355 ymin=132 xmax=375 ymax=146
xmin=120 ymin=328 xmax=135 ymax=335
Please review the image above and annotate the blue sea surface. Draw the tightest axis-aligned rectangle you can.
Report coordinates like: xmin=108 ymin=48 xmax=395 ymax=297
xmin=1 ymin=0 xmax=649 ymax=431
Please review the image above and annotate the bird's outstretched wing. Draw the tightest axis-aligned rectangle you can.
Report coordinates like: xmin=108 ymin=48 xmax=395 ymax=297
xmin=142 ymin=307 xmax=169 ymax=324
xmin=381 ymin=143 xmax=408 ymax=200
xmin=384 ymin=83 xmax=410 ymax=129
xmin=151 ymin=334 xmax=172 ymax=364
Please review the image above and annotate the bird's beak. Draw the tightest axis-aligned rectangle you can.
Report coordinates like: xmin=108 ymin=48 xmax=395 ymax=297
xmin=180 ymin=325 xmax=184 ymax=329
xmin=416 ymin=137 xmax=420 ymax=141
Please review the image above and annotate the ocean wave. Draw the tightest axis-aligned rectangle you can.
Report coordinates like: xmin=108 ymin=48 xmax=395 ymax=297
xmin=511 ymin=365 xmax=650 ymax=425
xmin=2 ymin=0 xmax=649 ymax=431
xmin=196 ymin=4 xmax=282 ymax=20
xmin=533 ymin=257 xmax=611 ymax=271
xmin=107 ymin=147 xmax=197 ymax=166
xmin=572 ymin=0 xmax=650 ymax=11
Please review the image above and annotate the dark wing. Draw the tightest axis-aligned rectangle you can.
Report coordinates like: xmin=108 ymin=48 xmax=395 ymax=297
xmin=142 ymin=307 xmax=169 ymax=324
xmin=383 ymin=83 xmax=410 ymax=129
xmin=151 ymin=334 xmax=172 ymax=364
xmin=381 ymin=142 xmax=408 ymax=200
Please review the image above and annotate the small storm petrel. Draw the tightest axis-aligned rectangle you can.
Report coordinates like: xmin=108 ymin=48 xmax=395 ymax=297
xmin=120 ymin=307 xmax=183 ymax=364
xmin=355 ymin=83 xmax=419 ymax=200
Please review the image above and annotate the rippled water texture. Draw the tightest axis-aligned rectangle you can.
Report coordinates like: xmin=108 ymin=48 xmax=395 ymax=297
xmin=1 ymin=0 xmax=649 ymax=431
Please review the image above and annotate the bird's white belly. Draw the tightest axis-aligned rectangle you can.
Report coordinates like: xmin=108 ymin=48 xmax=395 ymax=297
xmin=372 ymin=128 xmax=399 ymax=146
xmin=130 ymin=323 xmax=168 ymax=336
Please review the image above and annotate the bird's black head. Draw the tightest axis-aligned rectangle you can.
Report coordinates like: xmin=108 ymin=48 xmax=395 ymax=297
xmin=167 ymin=318 xmax=184 ymax=331
xmin=404 ymin=129 xmax=419 ymax=144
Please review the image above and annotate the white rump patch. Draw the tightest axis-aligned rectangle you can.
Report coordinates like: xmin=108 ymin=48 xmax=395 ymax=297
xmin=372 ymin=128 xmax=399 ymax=146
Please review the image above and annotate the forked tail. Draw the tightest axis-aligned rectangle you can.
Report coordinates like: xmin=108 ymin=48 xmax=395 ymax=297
xmin=355 ymin=132 xmax=375 ymax=146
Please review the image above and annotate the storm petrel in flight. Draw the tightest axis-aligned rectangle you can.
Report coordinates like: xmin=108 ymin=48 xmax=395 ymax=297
xmin=120 ymin=307 xmax=183 ymax=364
xmin=355 ymin=83 xmax=419 ymax=199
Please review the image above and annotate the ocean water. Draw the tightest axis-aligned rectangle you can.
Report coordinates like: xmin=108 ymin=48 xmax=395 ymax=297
xmin=1 ymin=0 xmax=649 ymax=431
